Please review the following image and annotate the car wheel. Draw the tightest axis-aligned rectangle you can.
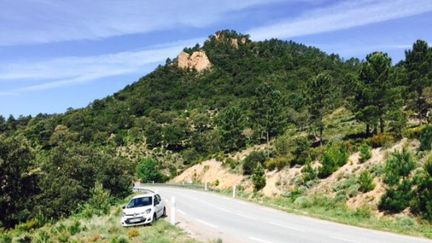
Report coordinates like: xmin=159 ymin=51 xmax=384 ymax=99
xmin=162 ymin=207 xmax=167 ymax=217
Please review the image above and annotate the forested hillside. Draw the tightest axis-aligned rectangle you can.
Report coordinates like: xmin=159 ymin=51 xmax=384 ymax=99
xmin=1 ymin=30 xmax=432 ymax=231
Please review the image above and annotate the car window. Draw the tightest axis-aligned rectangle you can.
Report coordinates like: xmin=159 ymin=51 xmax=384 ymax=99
xmin=126 ymin=196 xmax=152 ymax=208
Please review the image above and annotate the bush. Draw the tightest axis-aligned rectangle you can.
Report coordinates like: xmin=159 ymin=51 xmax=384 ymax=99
xmin=80 ymin=182 xmax=111 ymax=218
xmin=251 ymin=164 xmax=266 ymax=192
xmin=136 ymin=158 xmax=164 ymax=183
xmin=412 ymin=159 xmax=432 ymax=220
xmin=318 ymin=143 xmax=349 ymax=178
xmin=291 ymin=136 xmax=311 ymax=165
xmin=301 ymin=162 xmax=317 ymax=183
xmin=359 ymin=144 xmax=372 ymax=163
xmin=293 ymin=196 xmax=312 ymax=208
xmin=383 ymin=150 xmax=415 ymax=186
xmin=378 ymin=180 xmax=413 ymax=213
xmin=223 ymin=158 xmax=238 ymax=170
xmin=265 ymin=157 xmax=288 ymax=171
xmin=242 ymin=151 xmax=266 ymax=175
xmin=419 ymin=126 xmax=432 ymax=151
xmin=358 ymin=171 xmax=375 ymax=193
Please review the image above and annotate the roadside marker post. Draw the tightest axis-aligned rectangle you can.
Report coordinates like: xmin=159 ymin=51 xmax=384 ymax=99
xmin=170 ymin=196 xmax=176 ymax=225
xmin=205 ymin=182 xmax=208 ymax=191
xmin=233 ymin=185 xmax=236 ymax=198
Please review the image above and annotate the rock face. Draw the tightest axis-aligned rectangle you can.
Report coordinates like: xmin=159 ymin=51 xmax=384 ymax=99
xmin=177 ymin=50 xmax=212 ymax=72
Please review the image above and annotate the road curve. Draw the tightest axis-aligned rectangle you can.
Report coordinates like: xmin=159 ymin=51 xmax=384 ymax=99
xmin=144 ymin=185 xmax=431 ymax=243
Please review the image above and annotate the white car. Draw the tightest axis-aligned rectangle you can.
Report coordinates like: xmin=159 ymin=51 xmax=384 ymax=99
xmin=121 ymin=191 xmax=166 ymax=226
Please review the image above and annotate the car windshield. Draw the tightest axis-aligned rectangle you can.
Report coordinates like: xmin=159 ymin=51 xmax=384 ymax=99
xmin=126 ymin=196 xmax=152 ymax=208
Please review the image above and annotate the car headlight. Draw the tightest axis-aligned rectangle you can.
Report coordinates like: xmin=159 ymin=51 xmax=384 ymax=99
xmin=145 ymin=209 xmax=151 ymax=214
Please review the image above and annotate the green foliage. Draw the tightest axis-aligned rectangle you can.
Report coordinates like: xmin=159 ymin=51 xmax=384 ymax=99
xmin=301 ymin=162 xmax=317 ymax=183
xmin=305 ymin=73 xmax=335 ymax=143
xmin=264 ymin=157 xmax=288 ymax=171
xmin=405 ymin=40 xmax=432 ymax=122
xmin=358 ymin=171 xmax=375 ymax=193
xmin=419 ymin=125 xmax=432 ymax=151
xmin=0 ymin=136 xmax=39 ymax=228
xmin=136 ymin=158 xmax=165 ymax=183
xmin=359 ymin=144 xmax=372 ymax=163
xmin=252 ymin=82 xmax=286 ymax=143
xmin=353 ymin=52 xmax=399 ymax=134
xmin=379 ymin=150 xmax=415 ymax=214
xmin=318 ymin=143 xmax=349 ymax=178
xmin=242 ymin=151 xmax=266 ymax=175
xmin=383 ymin=149 xmax=415 ymax=186
xmin=379 ymin=180 xmax=413 ymax=213
xmin=80 ymin=182 xmax=112 ymax=218
xmin=251 ymin=164 xmax=266 ymax=192
xmin=412 ymin=158 xmax=432 ymax=220
xmin=216 ymin=106 xmax=246 ymax=152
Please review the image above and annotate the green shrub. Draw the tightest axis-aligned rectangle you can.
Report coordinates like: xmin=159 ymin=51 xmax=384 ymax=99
xmin=0 ymin=234 xmax=12 ymax=243
xmin=383 ymin=150 xmax=415 ymax=186
xmin=301 ymin=162 xmax=317 ymax=183
xmin=111 ymin=236 xmax=129 ymax=243
xmin=293 ymin=196 xmax=312 ymax=208
xmin=412 ymin=158 xmax=432 ymax=220
xmin=224 ymin=158 xmax=238 ymax=170
xmin=242 ymin=151 xmax=266 ymax=175
xmin=265 ymin=157 xmax=288 ymax=171
xmin=359 ymin=144 xmax=372 ymax=163
xmin=419 ymin=126 xmax=432 ymax=151
xmin=291 ymin=136 xmax=311 ymax=165
xmin=318 ymin=143 xmax=349 ymax=178
xmin=136 ymin=158 xmax=164 ymax=183
xmin=358 ymin=171 xmax=375 ymax=193
xmin=251 ymin=164 xmax=266 ymax=192
xmin=68 ymin=220 xmax=81 ymax=236
xmin=80 ymin=182 xmax=111 ymax=217
xmin=379 ymin=180 xmax=413 ymax=213
xmin=34 ymin=230 xmax=50 ymax=243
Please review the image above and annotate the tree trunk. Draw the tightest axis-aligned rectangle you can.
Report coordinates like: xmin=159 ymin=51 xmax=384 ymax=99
xmin=380 ymin=117 xmax=384 ymax=134
xmin=319 ymin=125 xmax=323 ymax=146
xmin=366 ymin=124 xmax=370 ymax=136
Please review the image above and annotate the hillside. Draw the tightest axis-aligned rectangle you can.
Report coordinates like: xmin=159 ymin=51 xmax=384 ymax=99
xmin=1 ymin=29 xmax=432 ymax=237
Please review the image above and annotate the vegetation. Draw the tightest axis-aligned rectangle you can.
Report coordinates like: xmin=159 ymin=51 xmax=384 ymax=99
xmin=359 ymin=144 xmax=372 ymax=162
xmin=318 ymin=143 xmax=349 ymax=178
xmin=252 ymin=164 xmax=266 ymax=192
xmin=1 ymin=29 xmax=432 ymax=233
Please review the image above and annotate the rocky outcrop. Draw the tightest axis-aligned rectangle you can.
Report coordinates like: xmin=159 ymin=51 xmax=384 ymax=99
xmin=177 ymin=50 xmax=212 ymax=72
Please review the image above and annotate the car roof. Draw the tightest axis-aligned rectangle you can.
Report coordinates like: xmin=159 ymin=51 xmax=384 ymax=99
xmin=131 ymin=189 xmax=157 ymax=199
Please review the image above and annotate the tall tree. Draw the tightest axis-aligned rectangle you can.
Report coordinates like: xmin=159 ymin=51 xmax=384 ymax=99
xmin=253 ymin=82 xmax=285 ymax=145
xmin=405 ymin=40 xmax=432 ymax=123
xmin=216 ymin=105 xmax=246 ymax=151
xmin=354 ymin=52 xmax=393 ymax=134
xmin=0 ymin=136 xmax=39 ymax=228
xmin=305 ymin=73 xmax=334 ymax=144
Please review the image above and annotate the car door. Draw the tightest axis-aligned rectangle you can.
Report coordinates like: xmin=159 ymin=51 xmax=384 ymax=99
xmin=154 ymin=194 xmax=162 ymax=217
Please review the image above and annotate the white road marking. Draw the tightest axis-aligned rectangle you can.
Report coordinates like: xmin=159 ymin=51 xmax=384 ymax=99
xmin=249 ymin=236 xmax=273 ymax=243
xmin=177 ymin=209 xmax=187 ymax=215
xmin=269 ymin=222 xmax=306 ymax=232
xmin=233 ymin=212 xmax=255 ymax=220
xmin=195 ymin=218 xmax=219 ymax=229
xmin=329 ymin=235 xmax=359 ymax=243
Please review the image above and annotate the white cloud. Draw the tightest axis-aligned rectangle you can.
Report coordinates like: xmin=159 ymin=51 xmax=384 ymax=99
xmin=0 ymin=37 xmax=203 ymax=94
xmin=248 ymin=0 xmax=432 ymax=40
xmin=0 ymin=0 xmax=286 ymax=46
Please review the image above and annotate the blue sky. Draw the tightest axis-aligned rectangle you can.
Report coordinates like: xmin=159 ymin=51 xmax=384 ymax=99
xmin=1 ymin=0 xmax=432 ymax=117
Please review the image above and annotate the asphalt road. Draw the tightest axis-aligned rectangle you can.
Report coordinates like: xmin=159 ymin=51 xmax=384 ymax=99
xmin=144 ymin=185 xmax=432 ymax=243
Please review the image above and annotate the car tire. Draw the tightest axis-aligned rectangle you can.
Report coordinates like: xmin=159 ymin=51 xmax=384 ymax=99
xmin=162 ymin=207 xmax=167 ymax=217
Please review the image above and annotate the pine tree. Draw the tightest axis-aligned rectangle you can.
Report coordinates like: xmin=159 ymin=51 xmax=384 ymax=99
xmin=405 ymin=40 xmax=432 ymax=122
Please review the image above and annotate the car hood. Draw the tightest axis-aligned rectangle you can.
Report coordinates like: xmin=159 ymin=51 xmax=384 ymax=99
xmin=123 ymin=206 xmax=152 ymax=215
